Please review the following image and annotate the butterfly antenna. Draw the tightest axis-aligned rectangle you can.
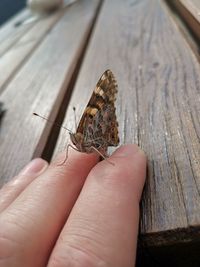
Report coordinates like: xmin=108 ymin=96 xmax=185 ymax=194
xmin=33 ymin=113 xmax=72 ymax=133
xmin=73 ymin=107 xmax=78 ymax=131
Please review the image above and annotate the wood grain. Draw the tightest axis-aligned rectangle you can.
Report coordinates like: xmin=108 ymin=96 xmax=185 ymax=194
xmin=0 ymin=8 xmax=65 ymax=93
xmin=0 ymin=0 xmax=100 ymax=185
xmin=53 ymin=0 xmax=200 ymax=248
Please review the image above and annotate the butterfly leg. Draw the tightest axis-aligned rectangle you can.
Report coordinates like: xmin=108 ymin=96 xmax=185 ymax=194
xmin=58 ymin=144 xmax=79 ymax=166
xmin=91 ymin=146 xmax=114 ymax=166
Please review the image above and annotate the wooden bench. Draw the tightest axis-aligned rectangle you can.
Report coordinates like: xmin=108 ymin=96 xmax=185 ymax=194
xmin=0 ymin=0 xmax=199 ymax=266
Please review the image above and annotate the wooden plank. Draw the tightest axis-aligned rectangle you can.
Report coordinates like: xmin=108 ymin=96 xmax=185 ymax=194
xmin=171 ymin=0 xmax=200 ymax=40
xmin=0 ymin=0 xmax=100 ymax=185
xmin=179 ymin=0 xmax=200 ymax=23
xmin=53 ymin=0 xmax=200 ymax=249
xmin=0 ymin=8 xmax=65 ymax=93
xmin=0 ymin=9 xmax=28 ymax=42
xmin=0 ymin=9 xmax=35 ymax=57
xmin=165 ymin=0 xmax=200 ymax=63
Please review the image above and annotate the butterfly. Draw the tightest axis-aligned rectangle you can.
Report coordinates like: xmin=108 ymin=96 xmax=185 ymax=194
xmin=33 ymin=70 xmax=119 ymax=164
xmin=69 ymin=69 xmax=119 ymax=162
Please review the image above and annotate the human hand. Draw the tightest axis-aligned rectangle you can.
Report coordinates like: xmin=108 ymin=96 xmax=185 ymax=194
xmin=0 ymin=144 xmax=146 ymax=267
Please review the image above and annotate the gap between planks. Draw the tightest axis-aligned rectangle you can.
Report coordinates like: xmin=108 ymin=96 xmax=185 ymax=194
xmin=165 ymin=0 xmax=200 ymax=62
xmin=0 ymin=8 xmax=67 ymax=94
xmin=0 ymin=9 xmax=33 ymax=57
xmin=38 ymin=0 xmax=104 ymax=161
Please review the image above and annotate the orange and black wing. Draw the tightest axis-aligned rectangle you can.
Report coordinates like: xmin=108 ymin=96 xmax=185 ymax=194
xmin=77 ymin=69 xmax=119 ymax=150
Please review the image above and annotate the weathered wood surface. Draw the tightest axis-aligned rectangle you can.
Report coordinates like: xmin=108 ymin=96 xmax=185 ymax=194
xmin=0 ymin=0 xmax=100 ymax=185
xmin=178 ymin=0 xmax=200 ymax=23
xmin=0 ymin=8 xmax=65 ymax=92
xmin=0 ymin=9 xmax=33 ymax=57
xmin=171 ymin=0 xmax=200 ymax=40
xmin=54 ymin=0 xmax=200 ymax=248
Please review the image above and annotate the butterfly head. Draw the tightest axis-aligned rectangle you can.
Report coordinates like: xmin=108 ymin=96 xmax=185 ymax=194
xmin=69 ymin=132 xmax=84 ymax=152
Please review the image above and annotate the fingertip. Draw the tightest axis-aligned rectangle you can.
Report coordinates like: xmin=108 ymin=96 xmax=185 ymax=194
xmin=92 ymin=144 xmax=147 ymax=202
xmin=96 ymin=144 xmax=147 ymax=172
xmin=112 ymin=144 xmax=146 ymax=160
xmin=51 ymin=149 xmax=100 ymax=171
xmin=19 ymin=158 xmax=48 ymax=176
xmin=113 ymin=144 xmax=147 ymax=199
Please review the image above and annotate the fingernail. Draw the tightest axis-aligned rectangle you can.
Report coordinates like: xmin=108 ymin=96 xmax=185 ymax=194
xmin=20 ymin=158 xmax=48 ymax=175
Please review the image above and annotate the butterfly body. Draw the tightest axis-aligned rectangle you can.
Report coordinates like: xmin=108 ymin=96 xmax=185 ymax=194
xmin=70 ymin=69 xmax=119 ymax=159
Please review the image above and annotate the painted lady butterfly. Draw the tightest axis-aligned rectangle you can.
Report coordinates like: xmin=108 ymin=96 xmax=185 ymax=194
xmin=34 ymin=69 xmax=119 ymax=163
xmin=69 ymin=69 xmax=119 ymax=161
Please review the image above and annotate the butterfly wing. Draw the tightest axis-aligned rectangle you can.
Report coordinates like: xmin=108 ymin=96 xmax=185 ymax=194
xmin=76 ymin=69 xmax=119 ymax=153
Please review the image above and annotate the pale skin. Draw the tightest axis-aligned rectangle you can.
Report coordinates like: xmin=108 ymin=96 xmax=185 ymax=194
xmin=0 ymin=144 xmax=146 ymax=267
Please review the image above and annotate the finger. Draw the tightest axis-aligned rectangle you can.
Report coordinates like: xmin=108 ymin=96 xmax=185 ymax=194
xmin=48 ymin=145 xmax=146 ymax=267
xmin=0 ymin=158 xmax=48 ymax=213
xmin=0 ymin=151 xmax=99 ymax=267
